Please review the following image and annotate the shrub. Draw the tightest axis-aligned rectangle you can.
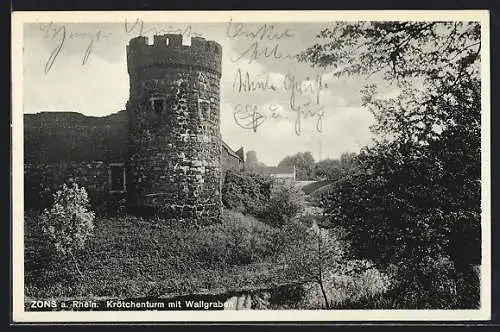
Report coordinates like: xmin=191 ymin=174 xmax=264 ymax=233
xmin=386 ymin=254 xmax=480 ymax=309
xmin=222 ymin=170 xmax=274 ymax=216
xmin=194 ymin=210 xmax=279 ymax=266
xmin=39 ymin=183 xmax=95 ymax=277
xmin=262 ymin=182 xmax=307 ymax=227
xmin=278 ymin=222 xmax=345 ymax=308
xmin=272 ymin=220 xmax=390 ymax=309
xmin=302 ymin=262 xmax=391 ymax=309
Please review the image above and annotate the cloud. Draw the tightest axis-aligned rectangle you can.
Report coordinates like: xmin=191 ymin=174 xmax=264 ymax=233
xmin=23 ymin=33 xmax=128 ymax=115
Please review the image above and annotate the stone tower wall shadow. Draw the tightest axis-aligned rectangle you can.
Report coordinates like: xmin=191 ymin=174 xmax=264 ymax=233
xmin=126 ymin=34 xmax=223 ymax=224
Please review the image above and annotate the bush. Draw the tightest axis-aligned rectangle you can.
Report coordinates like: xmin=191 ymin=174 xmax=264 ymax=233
xmin=39 ymin=183 xmax=95 ymax=276
xmin=385 ymin=254 xmax=480 ymax=309
xmin=26 ymin=208 xmax=396 ymax=306
xmin=270 ymin=220 xmax=390 ymax=309
xmin=262 ymin=182 xmax=307 ymax=227
xmin=302 ymin=262 xmax=391 ymax=309
xmin=194 ymin=210 xmax=280 ymax=266
xmin=222 ymin=170 xmax=274 ymax=216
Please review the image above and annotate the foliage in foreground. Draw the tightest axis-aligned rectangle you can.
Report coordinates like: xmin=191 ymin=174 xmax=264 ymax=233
xmin=38 ymin=183 xmax=95 ymax=277
xmin=274 ymin=221 xmax=391 ymax=308
xmin=25 ymin=210 xmax=389 ymax=308
xmin=300 ymin=21 xmax=481 ymax=308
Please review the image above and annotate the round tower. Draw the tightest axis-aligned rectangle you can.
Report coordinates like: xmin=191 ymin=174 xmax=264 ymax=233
xmin=126 ymin=34 xmax=222 ymax=223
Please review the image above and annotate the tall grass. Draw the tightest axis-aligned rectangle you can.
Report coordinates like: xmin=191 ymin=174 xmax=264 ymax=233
xmin=25 ymin=210 xmax=392 ymax=308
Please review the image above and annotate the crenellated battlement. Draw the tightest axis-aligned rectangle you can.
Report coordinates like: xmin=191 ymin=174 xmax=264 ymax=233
xmin=127 ymin=34 xmax=222 ymax=76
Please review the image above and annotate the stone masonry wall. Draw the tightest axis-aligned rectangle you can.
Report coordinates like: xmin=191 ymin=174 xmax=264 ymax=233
xmin=126 ymin=35 xmax=222 ymax=224
xmin=24 ymin=161 xmax=125 ymax=213
xmin=24 ymin=111 xmax=127 ymax=164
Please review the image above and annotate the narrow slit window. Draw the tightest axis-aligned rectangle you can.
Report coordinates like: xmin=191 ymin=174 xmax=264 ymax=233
xmin=150 ymin=96 xmax=166 ymax=114
xmin=109 ymin=164 xmax=126 ymax=193
xmin=198 ymin=98 xmax=210 ymax=120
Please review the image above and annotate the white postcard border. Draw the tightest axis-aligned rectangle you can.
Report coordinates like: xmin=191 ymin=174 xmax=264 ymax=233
xmin=11 ymin=10 xmax=491 ymax=323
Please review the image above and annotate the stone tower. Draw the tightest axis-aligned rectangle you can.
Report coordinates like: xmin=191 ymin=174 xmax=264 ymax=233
xmin=126 ymin=34 xmax=222 ymax=223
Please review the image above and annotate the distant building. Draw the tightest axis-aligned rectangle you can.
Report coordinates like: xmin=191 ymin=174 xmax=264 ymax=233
xmin=221 ymin=141 xmax=245 ymax=173
xmin=259 ymin=165 xmax=296 ymax=184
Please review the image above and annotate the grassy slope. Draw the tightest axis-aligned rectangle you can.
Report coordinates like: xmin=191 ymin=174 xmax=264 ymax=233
xmin=25 ymin=210 xmax=391 ymax=308
xmin=25 ymin=212 xmax=293 ymax=299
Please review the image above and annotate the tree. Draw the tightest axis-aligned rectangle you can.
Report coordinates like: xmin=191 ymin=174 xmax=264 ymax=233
xmin=278 ymin=152 xmax=315 ymax=180
xmin=314 ymin=152 xmax=359 ymax=181
xmin=39 ymin=183 xmax=95 ymax=277
xmin=314 ymin=158 xmax=341 ymax=180
xmin=277 ymin=220 xmax=342 ymax=308
xmin=279 ymin=220 xmax=386 ymax=309
xmin=339 ymin=152 xmax=358 ymax=175
xmin=245 ymin=150 xmax=267 ymax=172
xmin=299 ymin=22 xmax=481 ymax=308
xmin=299 ymin=22 xmax=480 ymax=147
xmin=304 ymin=223 xmax=343 ymax=309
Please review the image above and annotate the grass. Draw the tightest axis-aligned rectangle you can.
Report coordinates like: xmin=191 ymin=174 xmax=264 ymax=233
xmin=25 ymin=210 xmax=293 ymax=299
xmin=25 ymin=210 xmax=391 ymax=308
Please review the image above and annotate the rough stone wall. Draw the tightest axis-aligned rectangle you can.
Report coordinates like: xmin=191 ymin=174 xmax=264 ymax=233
xmin=23 ymin=112 xmax=128 ymax=213
xmin=127 ymin=35 xmax=222 ymax=76
xmin=126 ymin=35 xmax=222 ymax=223
xmin=24 ymin=161 xmax=125 ymax=213
xmin=24 ymin=111 xmax=127 ymax=163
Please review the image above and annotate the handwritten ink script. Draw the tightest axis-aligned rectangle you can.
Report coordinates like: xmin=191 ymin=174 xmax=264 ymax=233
xmin=124 ymin=18 xmax=202 ymax=39
xmin=39 ymin=19 xmax=202 ymax=74
xmin=232 ymin=70 xmax=327 ymax=136
xmin=233 ymin=103 xmax=325 ymax=135
xmin=226 ymin=19 xmax=297 ymax=64
xmin=228 ymin=18 xmax=330 ymax=136
xmin=35 ymin=19 xmax=333 ymax=136
xmin=40 ymin=22 xmax=109 ymax=74
xmin=228 ymin=20 xmax=332 ymax=136
xmin=284 ymin=72 xmax=327 ymax=136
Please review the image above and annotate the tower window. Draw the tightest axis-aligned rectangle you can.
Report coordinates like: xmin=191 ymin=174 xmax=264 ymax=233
xmin=109 ymin=163 xmax=126 ymax=193
xmin=198 ymin=98 xmax=211 ymax=120
xmin=150 ymin=96 xmax=166 ymax=114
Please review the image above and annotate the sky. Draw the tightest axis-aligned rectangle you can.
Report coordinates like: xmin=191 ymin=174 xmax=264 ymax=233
xmin=23 ymin=21 xmax=393 ymax=166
